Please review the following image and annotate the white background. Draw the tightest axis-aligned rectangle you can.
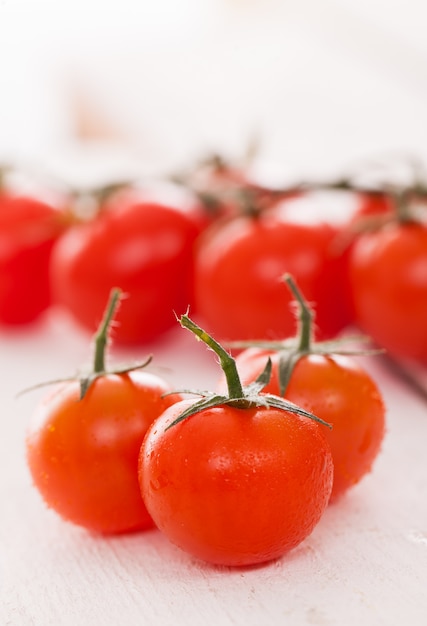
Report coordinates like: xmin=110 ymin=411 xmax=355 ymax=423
xmin=1 ymin=0 xmax=427 ymax=179
xmin=1 ymin=2 xmax=427 ymax=625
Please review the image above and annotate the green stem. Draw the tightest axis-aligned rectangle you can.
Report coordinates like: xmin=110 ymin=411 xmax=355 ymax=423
xmin=179 ymin=314 xmax=245 ymax=399
xmin=93 ymin=288 xmax=122 ymax=373
xmin=283 ymin=274 xmax=313 ymax=352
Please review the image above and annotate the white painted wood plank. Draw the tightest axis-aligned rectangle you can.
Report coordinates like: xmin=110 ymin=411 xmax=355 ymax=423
xmin=1 ymin=313 xmax=427 ymax=626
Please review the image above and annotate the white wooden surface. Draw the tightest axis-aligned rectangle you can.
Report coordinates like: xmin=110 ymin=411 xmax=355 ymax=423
xmin=1 ymin=310 xmax=427 ymax=626
xmin=2 ymin=1 xmax=427 ymax=624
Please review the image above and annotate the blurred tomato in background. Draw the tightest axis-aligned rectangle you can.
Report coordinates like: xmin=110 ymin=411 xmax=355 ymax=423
xmin=49 ymin=189 xmax=200 ymax=344
xmin=193 ymin=193 xmax=356 ymax=343
xmin=0 ymin=182 xmax=67 ymax=325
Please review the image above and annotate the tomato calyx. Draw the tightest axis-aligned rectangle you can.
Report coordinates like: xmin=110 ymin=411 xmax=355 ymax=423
xmin=63 ymin=179 xmax=136 ymax=222
xmin=76 ymin=288 xmax=153 ymax=398
xmin=19 ymin=288 xmax=153 ymax=400
xmin=165 ymin=313 xmax=330 ymax=430
xmin=227 ymin=274 xmax=382 ymax=396
xmin=170 ymin=149 xmax=292 ymax=220
xmin=170 ymin=150 xmax=427 ymax=224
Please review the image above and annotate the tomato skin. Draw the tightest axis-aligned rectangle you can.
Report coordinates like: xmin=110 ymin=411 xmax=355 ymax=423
xmin=50 ymin=199 xmax=200 ymax=344
xmin=194 ymin=211 xmax=349 ymax=343
xmin=354 ymin=193 xmax=393 ymax=219
xmin=224 ymin=349 xmax=385 ymax=502
xmin=0 ymin=194 xmax=65 ymax=324
xmin=26 ymin=371 xmax=182 ymax=534
xmin=348 ymin=222 xmax=427 ymax=362
xmin=139 ymin=399 xmax=333 ymax=567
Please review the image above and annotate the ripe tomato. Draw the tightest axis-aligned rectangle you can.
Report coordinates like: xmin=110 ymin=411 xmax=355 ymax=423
xmin=27 ymin=371 xmax=182 ymax=534
xmin=26 ymin=287 xmax=183 ymax=534
xmin=226 ymin=348 xmax=386 ymax=502
xmin=194 ymin=202 xmax=350 ymax=343
xmin=348 ymin=221 xmax=427 ymax=362
xmin=139 ymin=311 xmax=333 ymax=567
xmin=0 ymin=193 xmax=66 ymax=324
xmin=139 ymin=398 xmax=333 ymax=567
xmin=50 ymin=193 xmax=200 ymax=344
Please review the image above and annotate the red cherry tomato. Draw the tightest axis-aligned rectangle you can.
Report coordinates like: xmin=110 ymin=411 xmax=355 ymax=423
xmin=26 ymin=371 xmax=182 ymax=534
xmin=50 ymin=196 xmax=200 ymax=344
xmin=348 ymin=221 xmax=427 ymax=362
xmin=226 ymin=348 xmax=386 ymax=502
xmin=0 ymin=194 xmax=65 ymax=324
xmin=139 ymin=398 xmax=333 ymax=567
xmin=194 ymin=204 xmax=349 ymax=343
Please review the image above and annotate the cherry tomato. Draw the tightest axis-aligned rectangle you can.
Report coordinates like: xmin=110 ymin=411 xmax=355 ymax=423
xmin=194 ymin=203 xmax=349 ymax=343
xmin=50 ymin=194 xmax=200 ymax=344
xmin=0 ymin=193 xmax=65 ymax=324
xmin=348 ymin=221 xmax=427 ymax=362
xmin=139 ymin=398 xmax=333 ymax=567
xmin=226 ymin=348 xmax=386 ymax=502
xmin=139 ymin=312 xmax=333 ymax=567
xmin=26 ymin=287 xmax=183 ymax=534
xmin=26 ymin=370 xmax=182 ymax=534
xmin=329 ymin=192 xmax=395 ymax=326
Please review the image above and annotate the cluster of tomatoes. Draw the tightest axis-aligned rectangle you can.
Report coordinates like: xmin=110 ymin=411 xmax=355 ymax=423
xmin=6 ymin=152 xmax=426 ymax=567
xmin=26 ymin=279 xmax=386 ymax=567
xmin=2 ymin=155 xmax=427 ymax=363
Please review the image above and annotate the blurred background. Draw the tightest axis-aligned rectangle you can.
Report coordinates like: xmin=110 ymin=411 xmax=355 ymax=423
xmin=1 ymin=0 xmax=427 ymax=183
